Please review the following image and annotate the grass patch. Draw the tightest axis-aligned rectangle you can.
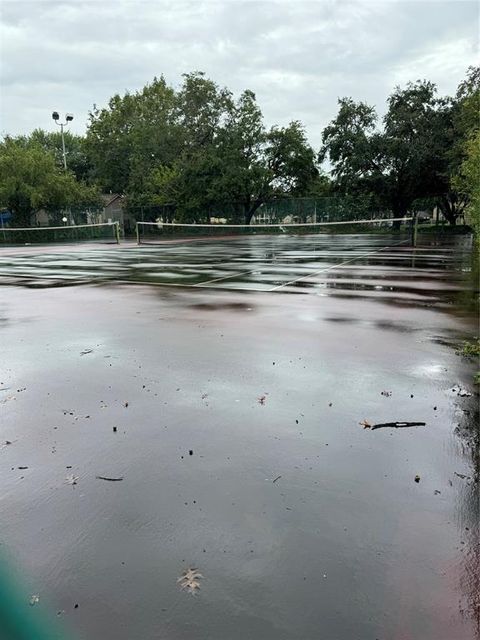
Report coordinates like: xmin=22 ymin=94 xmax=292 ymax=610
xmin=457 ymin=339 xmax=480 ymax=385
xmin=458 ymin=338 xmax=480 ymax=359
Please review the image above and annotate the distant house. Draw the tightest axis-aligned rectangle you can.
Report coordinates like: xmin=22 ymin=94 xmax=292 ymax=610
xmin=31 ymin=209 xmax=51 ymax=226
xmin=98 ymin=194 xmax=135 ymax=234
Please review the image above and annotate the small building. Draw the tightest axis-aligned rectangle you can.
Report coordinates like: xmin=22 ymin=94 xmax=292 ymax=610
xmin=97 ymin=194 xmax=136 ymax=235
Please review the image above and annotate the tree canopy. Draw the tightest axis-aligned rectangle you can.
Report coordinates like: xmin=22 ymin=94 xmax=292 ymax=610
xmin=86 ymin=73 xmax=318 ymax=223
xmin=0 ymin=137 xmax=100 ymax=227
xmin=1 ymin=66 xmax=478 ymax=231
xmin=322 ymin=82 xmax=448 ymax=221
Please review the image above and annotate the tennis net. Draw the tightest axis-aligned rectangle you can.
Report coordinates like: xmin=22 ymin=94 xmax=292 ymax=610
xmin=136 ymin=217 xmax=414 ymax=245
xmin=0 ymin=222 xmax=120 ymax=245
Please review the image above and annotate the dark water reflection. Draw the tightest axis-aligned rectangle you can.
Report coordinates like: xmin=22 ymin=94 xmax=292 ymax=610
xmin=0 ymin=234 xmax=476 ymax=311
xmin=0 ymin=233 xmax=478 ymax=640
xmin=454 ymin=398 xmax=480 ymax=635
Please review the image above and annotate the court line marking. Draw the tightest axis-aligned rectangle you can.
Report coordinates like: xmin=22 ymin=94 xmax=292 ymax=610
xmin=115 ymin=279 xmax=270 ymax=292
xmin=0 ymin=239 xmax=412 ymax=293
xmin=193 ymin=268 xmax=261 ymax=286
xmin=194 ymin=236 xmax=417 ymax=287
xmin=117 ymin=241 xmax=407 ymax=292
xmin=268 ymin=239 xmax=411 ymax=291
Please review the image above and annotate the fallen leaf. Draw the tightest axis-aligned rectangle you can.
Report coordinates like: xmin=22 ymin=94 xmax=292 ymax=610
xmin=178 ymin=567 xmax=203 ymax=594
xmin=359 ymin=419 xmax=372 ymax=429
xmin=65 ymin=475 xmax=78 ymax=485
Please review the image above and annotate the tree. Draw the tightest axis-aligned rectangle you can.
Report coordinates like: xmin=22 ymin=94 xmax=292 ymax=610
xmin=320 ymin=81 xmax=456 ymax=224
xmin=86 ymin=74 xmax=318 ymax=223
xmin=208 ymin=88 xmax=317 ymax=223
xmin=28 ymin=129 xmax=94 ymax=183
xmin=454 ymin=130 xmax=480 ymax=236
xmin=0 ymin=137 xmax=100 ymax=227
xmin=86 ymin=76 xmax=179 ymax=195
xmin=445 ymin=66 xmax=480 ymax=228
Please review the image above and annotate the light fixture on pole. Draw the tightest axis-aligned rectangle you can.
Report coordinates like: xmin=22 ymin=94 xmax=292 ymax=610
xmin=51 ymin=111 xmax=74 ymax=170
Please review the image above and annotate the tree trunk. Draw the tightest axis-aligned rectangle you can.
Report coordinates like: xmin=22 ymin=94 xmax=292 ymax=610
xmin=244 ymin=200 xmax=263 ymax=225
xmin=391 ymin=201 xmax=408 ymax=231
xmin=439 ymin=195 xmax=462 ymax=226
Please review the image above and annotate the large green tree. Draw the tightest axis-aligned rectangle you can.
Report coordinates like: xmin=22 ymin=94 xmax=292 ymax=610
xmin=320 ymin=80 xmax=456 ymax=224
xmin=454 ymin=130 xmax=480 ymax=236
xmin=446 ymin=67 xmax=480 ymax=228
xmin=205 ymin=89 xmax=317 ymax=223
xmin=86 ymin=75 xmax=180 ymax=195
xmin=86 ymin=73 xmax=318 ymax=223
xmin=0 ymin=137 xmax=100 ymax=227
xmin=27 ymin=129 xmax=94 ymax=183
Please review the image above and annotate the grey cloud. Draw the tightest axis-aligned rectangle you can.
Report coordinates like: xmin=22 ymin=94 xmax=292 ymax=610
xmin=1 ymin=0 xmax=478 ymax=147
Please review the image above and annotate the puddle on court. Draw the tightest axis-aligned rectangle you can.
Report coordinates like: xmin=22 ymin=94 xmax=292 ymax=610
xmin=0 ymin=234 xmax=478 ymax=640
xmin=0 ymin=233 xmax=476 ymax=310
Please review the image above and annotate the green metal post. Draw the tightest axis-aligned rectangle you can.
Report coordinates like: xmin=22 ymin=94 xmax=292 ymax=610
xmin=135 ymin=222 xmax=140 ymax=245
xmin=411 ymin=213 xmax=418 ymax=247
xmin=114 ymin=222 xmax=120 ymax=244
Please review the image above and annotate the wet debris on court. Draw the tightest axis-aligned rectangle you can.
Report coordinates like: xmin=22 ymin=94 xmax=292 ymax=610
xmin=80 ymin=348 xmax=94 ymax=356
xmin=178 ymin=567 xmax=203 ymax=595
xmin=414 ymin=475 xmax=421 ymax=483
xmin=257 ymin=393 xmax=268 ymax=405
xmin=96 ymin=475 xmax=123 ymax=481
xmin=454 ymin=471 xmax=472 ymax=481
xmin=380 ymin=390 xmax=392 ymax=397
xmin=360 ymin=420 xmax=426 ymax=430
xmin=65 ymin=474 xmax=78 ymax=485
xmin=360 ymin=419 xmax=372 ymax=429
xmin=451 ymin=385 xmax=473 ymax=397
xmin=29 ymin=595 xmax=40 ymax=606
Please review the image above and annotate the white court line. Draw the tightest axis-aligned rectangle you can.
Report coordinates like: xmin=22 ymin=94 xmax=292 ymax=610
xmin=268 ymin=239 xmax=410 ymax=291
xmin=116 ymin=279 xmax=269 ymax=292
xmin=0 ymin=239 xmax=411 ymax=294
xmin=194 ymin=283 xmax=270 ymax=292
xmin=193 ymin=268 xmax=258 ymax=286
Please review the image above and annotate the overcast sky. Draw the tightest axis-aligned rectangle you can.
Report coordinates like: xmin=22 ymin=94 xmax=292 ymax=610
xmin=1 ymin=0 xmax=478 ymax=147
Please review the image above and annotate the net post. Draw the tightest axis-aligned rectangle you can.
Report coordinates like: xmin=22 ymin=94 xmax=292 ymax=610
xmin=411 ymin=213 xmax=418 ymax=248
xmin=114 ymin=222 xmax=120 ymax=244
xmin=135 ymin=222 xmax=140 ymax=245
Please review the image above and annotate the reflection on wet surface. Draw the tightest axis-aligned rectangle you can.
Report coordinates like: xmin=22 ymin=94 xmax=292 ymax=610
xmin=0 ymin=233 xmax=478 ymax=640
xmin=0 ymin=234 xmax=475 ymax=308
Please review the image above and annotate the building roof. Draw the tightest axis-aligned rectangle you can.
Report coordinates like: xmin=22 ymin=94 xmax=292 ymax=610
xmin=101 ymin=193 xmax=124 ymax=208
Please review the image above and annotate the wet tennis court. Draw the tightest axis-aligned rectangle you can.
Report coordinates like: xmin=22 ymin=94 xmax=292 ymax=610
xmin=0 ymin=232 xmax=478 ymax=640
xmin=0 ymin=232 xmax=474 ymax=295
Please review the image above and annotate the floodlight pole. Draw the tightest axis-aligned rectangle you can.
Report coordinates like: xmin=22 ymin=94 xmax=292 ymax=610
xmin=51 ymin=111 xmax=73 ymax=171
xmin=60 ymin=124 xmax=67 ymax=170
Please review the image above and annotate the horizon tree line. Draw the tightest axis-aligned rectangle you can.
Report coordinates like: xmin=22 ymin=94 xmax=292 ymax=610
xmin=0 ymin=67 xmax=478 ymax=232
